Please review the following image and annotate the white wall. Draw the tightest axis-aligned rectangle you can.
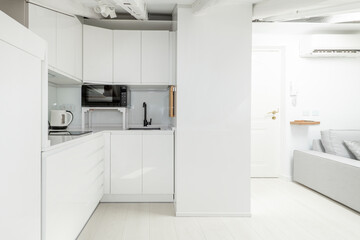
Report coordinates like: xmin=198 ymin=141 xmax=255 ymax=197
xmin=48 ymin=84 xmax=57 ymax=119
xmin=175 ymin=4 xmax=252 ymax=216
xmin=56 ymin=86 xmax=82 ymax=127
xmin=253 ymin=23 xmax=360 ymax=179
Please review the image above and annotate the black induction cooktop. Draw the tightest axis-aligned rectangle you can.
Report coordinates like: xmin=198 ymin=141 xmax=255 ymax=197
xmin=49 ymin=130 xmax=92 ymax=136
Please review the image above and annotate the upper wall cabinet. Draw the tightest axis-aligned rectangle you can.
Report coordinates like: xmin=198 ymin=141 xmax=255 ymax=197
xmin=83 ymin=28 xmax=174 ymax=85
xmin=169 ymin=32 xmax=177 ymax=86
xmin=28 ymin=4 xmax=56 ymax=67
xmin=83 ymin=25 xmax=113 ymax=84
xmin=28 ymin=4 xmax=82 ymax=82
xmin=56 ymin=13 xmax=82 ymax=80
xmin=113 ymin=31 xmax=171 ymax=85
xmin=113 ymin=31 xmax=141 ymax=84
xmin=142 ymin=31 xmax=170 ymax=85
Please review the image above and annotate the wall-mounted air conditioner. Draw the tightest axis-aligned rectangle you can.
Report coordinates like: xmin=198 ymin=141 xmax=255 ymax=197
xmin=300 ymin=34 xmax=360 ymax=58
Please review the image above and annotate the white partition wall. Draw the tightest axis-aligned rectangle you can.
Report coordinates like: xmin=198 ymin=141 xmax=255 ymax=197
xmin=175 ymin=5 xmax=252 ymax=216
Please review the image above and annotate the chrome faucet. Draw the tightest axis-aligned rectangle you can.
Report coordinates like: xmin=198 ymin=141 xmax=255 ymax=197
xmin=143 ymin=102 xmax=152 ymax=127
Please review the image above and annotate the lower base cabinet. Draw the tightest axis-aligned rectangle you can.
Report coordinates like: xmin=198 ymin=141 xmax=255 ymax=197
xmin=142 ymin=134 xmax=174 ymax=194
xmin=111 ymin=133 xmax=142 ymax=194
xmin=41 ymin=131 xmax=174 ymax=239
xmin=110 ymin=131 xmax=174 ymax=199
xmin=42 ymin=134 xmax=105 ymax=240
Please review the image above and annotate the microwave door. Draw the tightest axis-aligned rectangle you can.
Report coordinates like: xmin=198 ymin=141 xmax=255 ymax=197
xmin=86 ymin=86 xmax=113 ymax=103
xmin=82 ymin=85 xmax=125 ymax=107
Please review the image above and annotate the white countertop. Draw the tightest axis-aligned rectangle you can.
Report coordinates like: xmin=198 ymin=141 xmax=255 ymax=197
xmin=44 ymin=126 xmax=175 ymax=152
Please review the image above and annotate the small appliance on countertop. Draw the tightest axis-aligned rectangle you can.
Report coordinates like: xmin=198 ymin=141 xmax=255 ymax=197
xmin=49 ymin=110 xmax=73 ymax=129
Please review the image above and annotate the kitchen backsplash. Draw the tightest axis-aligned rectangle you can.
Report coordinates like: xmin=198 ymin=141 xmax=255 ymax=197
xmin=48 ymin=84 xmax=82 ymax=127
xmin=48 ymin=84 xmax=173 ymax=129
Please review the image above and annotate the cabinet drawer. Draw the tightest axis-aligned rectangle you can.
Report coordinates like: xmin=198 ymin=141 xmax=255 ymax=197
xmin=43 ymin=134 xmax=105 ymax=240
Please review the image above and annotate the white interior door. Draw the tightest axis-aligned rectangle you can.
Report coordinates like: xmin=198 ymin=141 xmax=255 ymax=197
xmin=251 ymin=49 xmax=282 ymax=177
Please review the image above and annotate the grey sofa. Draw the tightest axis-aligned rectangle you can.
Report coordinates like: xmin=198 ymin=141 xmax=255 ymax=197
xmin=293 ymin=130 xmax=360 ymax=212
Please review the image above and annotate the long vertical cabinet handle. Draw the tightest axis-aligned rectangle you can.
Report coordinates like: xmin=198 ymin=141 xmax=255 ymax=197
xmin=173 ymin=86 xmax=176 ymax=117
xmin=169 ymin=86 xmax=176 ymax=117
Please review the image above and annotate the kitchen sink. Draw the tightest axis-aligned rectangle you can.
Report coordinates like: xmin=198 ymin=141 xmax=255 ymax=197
xmin=129 ymin=127 xmax=161 ymax=130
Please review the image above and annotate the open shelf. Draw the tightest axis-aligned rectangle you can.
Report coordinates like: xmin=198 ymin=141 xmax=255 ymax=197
xmin=290 ymin=120 xmax=320 ymax=125
xmin=82 ymin=107 xmax=128 ymax=130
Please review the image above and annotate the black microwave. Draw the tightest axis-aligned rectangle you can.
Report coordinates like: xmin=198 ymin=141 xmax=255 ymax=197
xmin=82 ymin=85 xmax=129 ymax=107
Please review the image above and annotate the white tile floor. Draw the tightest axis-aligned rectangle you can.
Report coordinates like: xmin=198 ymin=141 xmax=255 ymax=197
xmin=77 ymin=179 xmax=360 ymax=240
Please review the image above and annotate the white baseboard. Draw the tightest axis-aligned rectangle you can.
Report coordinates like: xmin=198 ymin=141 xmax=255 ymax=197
xmin=101 ymin=194 xmax=174 ymax=203
xmin=175 ymin=212 xmax=251 ymax=217
xmin=279 ymin=174 xmax=293 ymax=182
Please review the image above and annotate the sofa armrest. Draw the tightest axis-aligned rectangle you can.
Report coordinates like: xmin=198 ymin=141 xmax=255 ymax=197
xmin=293 ymin=150 xmax=360 ymax=212
xmin=294 ymin=150 xmax=360 ymax=168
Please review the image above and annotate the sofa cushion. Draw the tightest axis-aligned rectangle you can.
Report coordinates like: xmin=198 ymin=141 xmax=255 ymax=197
xmin=344 ymin=141 xmax=360 ymax=160
xmin=321 ymin=130 xmax=360 ymax=159
xmin=312 ymin=139 xmax=325 ymax=152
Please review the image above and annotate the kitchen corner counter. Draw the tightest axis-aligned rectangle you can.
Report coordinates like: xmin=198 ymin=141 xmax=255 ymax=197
xmin=43 ymin=126 xmax=175 ymax=152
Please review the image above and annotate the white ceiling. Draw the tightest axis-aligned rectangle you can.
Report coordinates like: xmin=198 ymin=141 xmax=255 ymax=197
xmin=80 ymin=0 xmax=261 ymax=15
xmin=254 ymin=0 xmax=360 ymax=20
xmin=31 ymin=0 xmax=261 ymax=18
xmin=32 ymin=0 xmax=360 ymax=21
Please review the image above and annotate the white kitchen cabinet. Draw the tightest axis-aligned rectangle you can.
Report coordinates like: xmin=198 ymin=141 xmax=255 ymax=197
xmin=103 ymin=132 xmax=111 ymax=194
xmin=107 ymin=131 xmax=174 ymax=201
xmin=56 ymin=13 xmax=82 ymax=80
xmin=142 ymin=31 xmax=170 ymax=84
xmin=143 ymin=134 xmax=174 ymax=194
xmin=170 ymin=32 xmax=177 ymax=85
xmin=42 ymin=134 xmax=105 ymax=240
xmin=111 ymin=133 xmax=143 ymax=194
xmin=28 ymin=4 xmax=82 ymax=81
xmin=83 ymin=25 xmax=113 ymax=83
xmin=28 ymin=4 xmax=57 ymax=67
xmin=0 ymin=11 xmax=46 ymax=239
xmin=113 ymin=30 xmax=141 ymax=84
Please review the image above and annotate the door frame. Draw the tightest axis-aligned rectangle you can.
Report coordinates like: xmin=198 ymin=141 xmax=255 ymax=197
xmin=251 ymin=46 xmax=287 ymax=178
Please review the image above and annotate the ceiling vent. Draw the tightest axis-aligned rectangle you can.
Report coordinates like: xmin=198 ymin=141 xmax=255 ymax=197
xmin=114 ymin=0 xmax=148 ymax=20
xmin=300 ymin=34 xmax=360 ymax=58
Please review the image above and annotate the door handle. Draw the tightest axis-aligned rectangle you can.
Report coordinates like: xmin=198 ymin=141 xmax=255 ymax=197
xmin=268 ymin=110 xmax=279 ymax=120
xmin=267 ymin=110 xmax=279 ymax=115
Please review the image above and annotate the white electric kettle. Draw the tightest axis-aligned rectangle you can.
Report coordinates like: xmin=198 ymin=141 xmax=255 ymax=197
xmin=50 ymin=110 xmax=73 ymax=129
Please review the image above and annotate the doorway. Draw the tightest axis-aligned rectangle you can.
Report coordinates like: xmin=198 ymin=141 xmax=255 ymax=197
xmin=251 ymin=48 xmax=285 ymax=178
